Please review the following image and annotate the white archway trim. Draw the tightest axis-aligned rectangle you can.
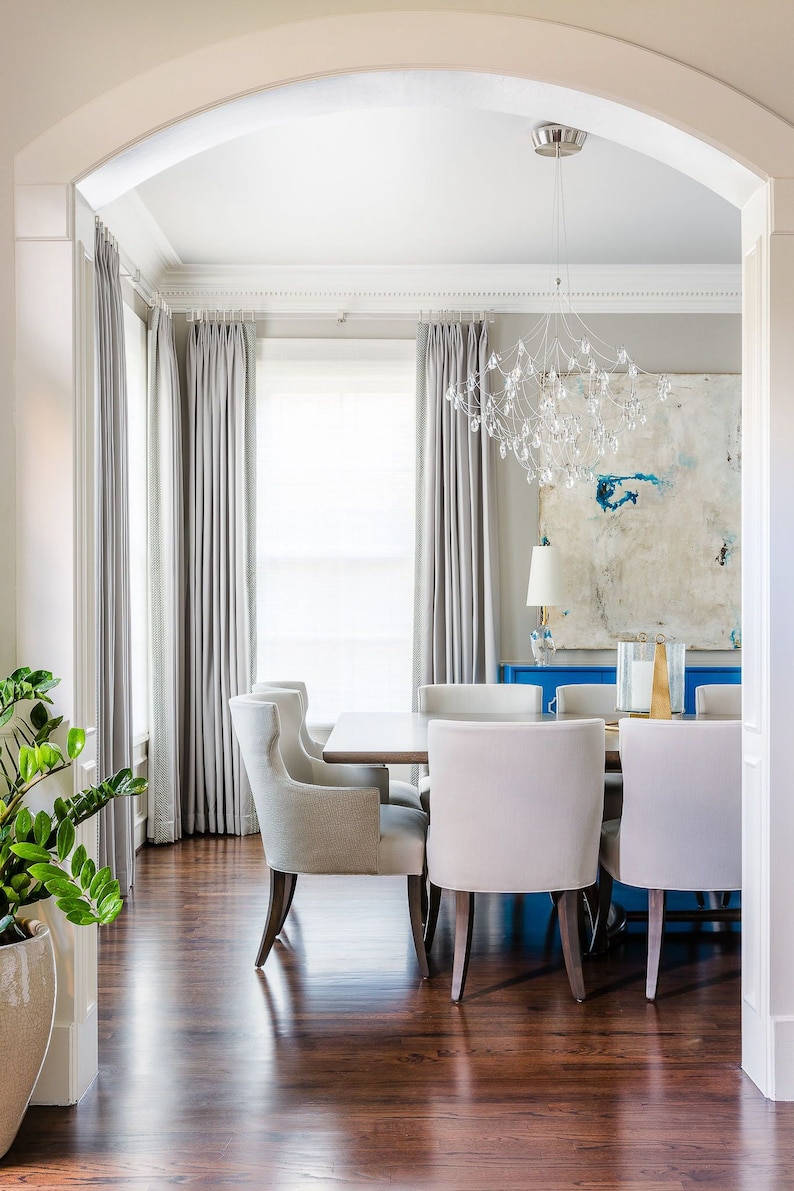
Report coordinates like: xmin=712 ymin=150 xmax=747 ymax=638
xmin=77 ymin=69 xmax=758 ymax=211
xmin=17 ymin=12 xmax=787 ymax=202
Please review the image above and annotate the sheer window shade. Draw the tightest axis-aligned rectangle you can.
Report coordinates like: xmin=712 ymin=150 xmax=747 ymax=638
xmin=256 ymin=339 xmax=416 ymax=723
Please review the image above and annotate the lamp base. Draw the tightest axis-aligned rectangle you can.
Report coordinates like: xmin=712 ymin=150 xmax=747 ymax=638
xmin=530 ymin=627 xmax=556 ymax=667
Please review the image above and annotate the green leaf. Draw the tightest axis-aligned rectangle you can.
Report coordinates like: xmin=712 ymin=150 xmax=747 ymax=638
xmin=0 ymin=707 xmax=13 ymax=728
xmin=10 ymin=841 xmax=51 ymax=862
xmin=28 ymin=861 xmax=69 ymax=884
xmin=18 ymin=746 xmax=38 ymax=784
xmin=56 ymin=818 xmax=75 ymax=860
xmin=9 ymin=873 xmax=30 ymax=892
xmin=42 ymin=877 xmax=79 ymax=900
xmin=9 ymin=667 xmax=31 ymax=683
xmin=53 ymin=797 xmax=69 ymax=823
xmin=14 ymin=807 xmax=32 ymax=840
xmin=29 ymin=702 xmax=48 ymax=730
xmin=79 ymin=857 xmax=96 ymax=892
xmin=56 ymin=896 xmax=93 ymax=915
xmin=89 ymin=865 xmax=112 ymax=899
xmin=97 ymin=883 xmax=121 ymax=914
xmin=65 ymin=910 xmax=98 ymax=926
xmin=70 ymin=844 xmax=87 ymax=879
xmin=38 ymin=742 xmax=63 ymax=770
xmin=67 ymin=728 xmax=86 ymax=760
xmin=33 ymin=810 xmax=52 ymax=846
xmin=98 ymin=897 xmax=123 ymax=924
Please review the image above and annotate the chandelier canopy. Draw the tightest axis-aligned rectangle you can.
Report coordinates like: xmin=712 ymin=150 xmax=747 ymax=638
xmin=446 ymin=124 xmax=671 ymax=489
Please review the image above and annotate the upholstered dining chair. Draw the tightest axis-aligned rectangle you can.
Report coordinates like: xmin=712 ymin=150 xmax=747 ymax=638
xmin=253 ymin=679 xmax=322 ymax=757
xmin=424 ymin=719 xmax=605 ymax=1002
xmin=417 ymin=682 xmax=544 ymax=813
xmin=229 ymin=694 xmax=429 ymax=975
xmin=418 ymin=682 xmax=543 ymax=714
xmin=556 ymin=684 xmax=623 ymax=822
xmin=695 ymin=683 xmax=742 ymax=715
xmin=253 ymin=681 xmax=422 ymax=812
xmin=597 ymin=717 xmax=742 ymax=1000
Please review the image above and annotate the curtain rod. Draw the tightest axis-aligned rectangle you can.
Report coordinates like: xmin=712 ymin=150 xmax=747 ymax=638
xmin=181 ymin=307 xmax=496 ymax=324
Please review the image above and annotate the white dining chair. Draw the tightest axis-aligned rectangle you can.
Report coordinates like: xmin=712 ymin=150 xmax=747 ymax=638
xmin=254 ymin=681 xmax=422 ymax=811
xmin=417 ymin=683 xmax=544 ymax=813
xmin=418 ymin=682 xmax=543 ymax=714
xmin=597 ymin=717 xmax=742 ymax=999
xmin=229 ymin=694 xmax=429 ymax=975
xmin=556 ymin=684 xmax=623 ymax=822
xmin=425 ymin=719 xmax=605 ymax=1002
xmin=695 ymin=683 xmax=741 ymax=715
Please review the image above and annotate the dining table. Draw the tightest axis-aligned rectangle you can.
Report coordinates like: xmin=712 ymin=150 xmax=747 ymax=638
xmin=323 ymin=710 xmax=624 ymax=770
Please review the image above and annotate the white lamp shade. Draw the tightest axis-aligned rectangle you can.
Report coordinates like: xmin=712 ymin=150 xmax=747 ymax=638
xmin=526 ymin=544 xmax=565 ymax=607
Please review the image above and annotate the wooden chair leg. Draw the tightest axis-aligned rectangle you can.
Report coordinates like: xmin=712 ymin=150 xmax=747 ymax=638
xmin=558 ymin=888 xmax=586 ymax=1002
xmin=451 ymin=890 xmax=475 ymax=1002
xmin=256 ymin=869 xmax=287 ymax=968
xmin=646 ymin=888 xmax=666 ymax=1000
xmin=276 ymin=872 xmax=297 ymax=935
xmin=590 ymin=864 xmax=613 ymax=954
xmin=424 ymin=882 xmax=442 ymax=951
xmin=407 ymin=875 xmax=430 ymax=978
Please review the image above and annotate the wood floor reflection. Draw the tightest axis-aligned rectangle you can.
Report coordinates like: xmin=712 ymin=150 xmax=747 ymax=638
xmin=5 ymin=834 xmax=794 ymax=1189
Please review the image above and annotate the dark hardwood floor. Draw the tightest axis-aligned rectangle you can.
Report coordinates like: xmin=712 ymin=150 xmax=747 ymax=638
xmin=4 ymin=835 xmax=794 ymax=1189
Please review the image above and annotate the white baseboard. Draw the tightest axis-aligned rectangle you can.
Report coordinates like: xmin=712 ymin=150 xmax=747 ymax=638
xmin=31 ymin=1004 xmax=98 ymax=1105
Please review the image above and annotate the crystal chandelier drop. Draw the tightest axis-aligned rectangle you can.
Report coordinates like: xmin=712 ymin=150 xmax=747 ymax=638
xmin=446 ymin=125 xmax=672 ymax=489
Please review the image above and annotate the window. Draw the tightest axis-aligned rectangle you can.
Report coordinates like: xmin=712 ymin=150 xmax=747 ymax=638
xmin=256 ymin=339 xmax=416 ymax=723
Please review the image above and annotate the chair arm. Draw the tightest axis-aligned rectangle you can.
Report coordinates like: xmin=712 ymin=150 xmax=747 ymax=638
xmin=264 ymin=775 xmax=382 ymax=875
xmin=310 ymin=758 xmax=390 ymax=803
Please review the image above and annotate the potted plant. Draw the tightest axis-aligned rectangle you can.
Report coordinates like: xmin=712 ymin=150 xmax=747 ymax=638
xmin=0 ymin=666 xmax=146 ymax=1158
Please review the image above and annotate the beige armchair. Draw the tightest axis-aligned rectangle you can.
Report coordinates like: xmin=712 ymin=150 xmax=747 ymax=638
xmin=597 ymin=717 xmax=741 ymax=999
xmin=254 ymin=680 xmax=422 ymax=811
xmin=425 ymin=719 xmax=605 ymax=1002
xmin=229 ymin=694 xmax=429 ymax=975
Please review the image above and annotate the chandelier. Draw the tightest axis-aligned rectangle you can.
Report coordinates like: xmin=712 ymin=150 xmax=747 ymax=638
xmin=446 ymin=125 xmax=672 ymax=489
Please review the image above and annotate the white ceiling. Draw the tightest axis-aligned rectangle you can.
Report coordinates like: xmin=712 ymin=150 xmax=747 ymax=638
xmin=132 ymin=104 xmax=740 ymax=270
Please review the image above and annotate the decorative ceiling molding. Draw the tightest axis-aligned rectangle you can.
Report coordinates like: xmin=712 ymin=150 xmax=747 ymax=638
xmin=159 ymin=263 xmax=741 ymax=316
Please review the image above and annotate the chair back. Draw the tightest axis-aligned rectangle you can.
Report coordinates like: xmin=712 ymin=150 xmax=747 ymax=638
xmin=617 ymin=718 xmax=742 ymax=890
xmin=556 ymin=683 xmax=618 ymax=715
xmin=253 ymin=679 xmax=321 ymax=757
xmin=249 ymin=687 xmax=315 ymax=783
xmin=694 ymin=683 xmax=741 ymax=715
xmin=229 ymin=695 xmax=381 ymax=875
xmin=418 ymin=682 xmax=542 ymax=713
xmin=426 ymin=719 xmax=604 ymax=893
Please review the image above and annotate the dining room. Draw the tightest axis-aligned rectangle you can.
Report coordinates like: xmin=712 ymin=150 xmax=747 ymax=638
xmin=8 ymin=4 xmax=794 ymax=1186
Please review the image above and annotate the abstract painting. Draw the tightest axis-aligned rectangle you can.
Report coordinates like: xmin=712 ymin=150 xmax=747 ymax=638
xmin=540 ymin=374 xmax=741 ymax=650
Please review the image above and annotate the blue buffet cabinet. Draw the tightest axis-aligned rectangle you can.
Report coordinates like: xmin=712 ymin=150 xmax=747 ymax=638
xmin=501 ymin=662 xmax=741 ymax=715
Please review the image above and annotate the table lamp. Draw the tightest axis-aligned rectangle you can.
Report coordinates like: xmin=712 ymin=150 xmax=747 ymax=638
xmin=526 ymin=543 xmax=565 ymax=666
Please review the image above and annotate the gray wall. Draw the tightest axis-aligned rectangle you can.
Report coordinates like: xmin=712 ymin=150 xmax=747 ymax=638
xmin=492 ymin=312 xmax=742 ymax=666
xmin=175 ymin=309 xmax=742 ymax=671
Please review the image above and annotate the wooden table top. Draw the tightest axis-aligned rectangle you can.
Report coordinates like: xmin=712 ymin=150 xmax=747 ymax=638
xmin=323 ymin=710 xmax=625 ymax=767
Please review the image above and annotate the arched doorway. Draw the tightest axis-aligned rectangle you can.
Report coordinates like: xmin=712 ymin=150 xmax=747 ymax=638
xmin=14 ymin=11 xmax=794 ymax=1100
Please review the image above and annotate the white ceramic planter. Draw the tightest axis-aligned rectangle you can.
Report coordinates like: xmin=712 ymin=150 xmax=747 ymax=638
xmin=0 ymin=920 xmax=56 ymax=1159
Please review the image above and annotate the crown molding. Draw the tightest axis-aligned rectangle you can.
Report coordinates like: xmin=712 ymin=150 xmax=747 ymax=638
xmin=98 ymin=192 xmax=182 ymax=301
xmin=159 ymin=262 xmax=741 ymax=316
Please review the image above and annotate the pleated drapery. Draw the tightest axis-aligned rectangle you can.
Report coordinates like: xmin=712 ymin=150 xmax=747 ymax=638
xmin=146 ymin=304 xmax=184 ymax=844
xmin=414 ymin=322 xmax=500 ymax=691
xmin=184 ymin=321 xmax=257 ymax=836
xmin=95 ymin=223 xmax=135 ymax=894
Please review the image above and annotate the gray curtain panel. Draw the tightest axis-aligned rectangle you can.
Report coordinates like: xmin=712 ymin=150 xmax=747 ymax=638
xmin=414 ymin=322 xmax=500 ymax=690
xmin=95 ymin=223 xmax=135 ymax=894
xmin=184 ymin=321 xmax=257 ymax=836
xmin=146 ymin=304 xmax=184 ymax=844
